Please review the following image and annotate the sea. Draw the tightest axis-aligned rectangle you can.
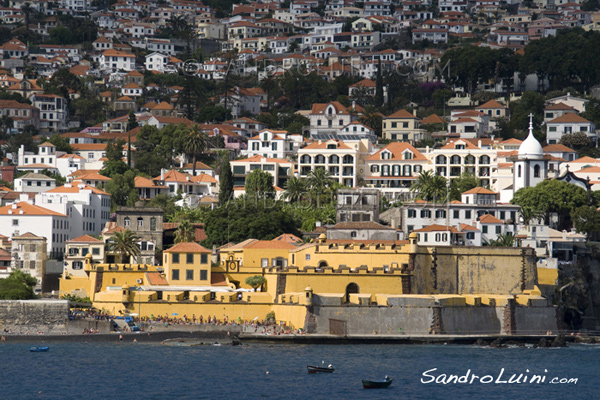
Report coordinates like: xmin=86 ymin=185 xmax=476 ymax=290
xmin=1 ymin=341 xmax=598 ymax=400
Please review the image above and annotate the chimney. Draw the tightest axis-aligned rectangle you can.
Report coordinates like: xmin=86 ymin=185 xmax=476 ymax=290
xmin=160 ymin=169 xmax=165 ymax=180
xmin=11 ymin=203 xmax=17 ymax=209
xmin=352 ymin=100 xmax=356 ymax=111
xmin=413 ymin=109 xmax=417 ymax=117
xmin=478 ymin=139 xmax=482 ymax=148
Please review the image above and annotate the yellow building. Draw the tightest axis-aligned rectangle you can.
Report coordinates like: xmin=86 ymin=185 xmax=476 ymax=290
xmin=60 ymin=237 xmax=557 ymax=335
xmin=382 ymin=109 xmax=425 ymax=142
xmin=163 ymin=242 xmax=212 ymax=286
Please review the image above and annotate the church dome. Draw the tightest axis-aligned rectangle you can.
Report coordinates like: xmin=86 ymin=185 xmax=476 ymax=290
xmin=518 ymin=116 xmax=543 ymax=159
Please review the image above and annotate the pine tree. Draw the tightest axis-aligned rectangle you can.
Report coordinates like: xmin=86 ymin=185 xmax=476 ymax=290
xmin=219 ymin=157 xmax=233 ymax=205
xmin=375 ymin=59 xmax=384 ymax=107
xmin=126 ymin=110 xmax=137 ymax=168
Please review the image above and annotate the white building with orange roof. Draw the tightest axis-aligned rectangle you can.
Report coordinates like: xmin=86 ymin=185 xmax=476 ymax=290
xmin=152 ymin=169 xmax=215 ymax=198
xmin=364 ymin=142 xmax=430 ymax=200
xmin=476 ymin=213 xmax=514 ymax=244
xmin=121 ymin=82 xmax=143 ymax=97
xmin=35 ymin=182 xmax=111 ymax=238
xmin=180 ymin=160 xmax=215 ymax=177
xmin=99 ymin=49 xmax=136 ymax=72
xmin=413 ymin=224 xmax=481 ymax=246
xmin=70 ymin=171 xmax=111 ymax=189
xmin=475 ymin=99 xmax=509 ymax=130
xmin=298 ymin=138 xmax=371 ymax=187
xmin=231 ymin=155 xmax=294 ymax=188
xmin=245 ymin=129 xmax=304 ymax=159
xmin=543 ymin=102 xmax=577 ymax=124
xmin=13 ymin=172 xmax=56 ymax=193
xmin=0 ymin=201 xmax=70 ymax=258
xmin=428 ymin=138 xmax=495 ymax=187
xmin=308 ymin=101 xmax=364 ymax=135
xmin=542 ymin=144 xmax=578 ymax=162
xmin=70 ymin=143 xmax=129 ymax=169
xmin=64 ymin=234 xmax=104 ymax=279
xmin=546 ymin=113 xmax=596 ymax=144
xmin=448 ymin=110 xmax=490 ymax=138
xmin=134 ymin=176 xmax=169 ymax=200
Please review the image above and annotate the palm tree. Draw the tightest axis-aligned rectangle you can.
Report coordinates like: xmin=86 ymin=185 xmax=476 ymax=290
xmin=260 ymin=76 xmax=279 ymax=110
xmin=359 ymin=106 xmax=382 ymax=137
xmin=183 ymin=124 xmax=208 ymax=176
xmin=307 ymin=168 xmax=336 ymax=206
xmin=284 ymin=177 xmax=306 ymax=202
xmin=410 ymin=170 xmax=448 ymax=203
xmin=175 ymin=220 xmax=195 ymax=243
xmin=485 ymin=232 xmax=515 ymax=247
xmin=0 ymin=115 xmax=13 ymax=140
xmin=107 ymin=229 xmax=141 ymax=264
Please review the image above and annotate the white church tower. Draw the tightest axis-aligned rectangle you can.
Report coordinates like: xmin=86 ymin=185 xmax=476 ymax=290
xmin=505 ymin=114 xmax=549 ymax=202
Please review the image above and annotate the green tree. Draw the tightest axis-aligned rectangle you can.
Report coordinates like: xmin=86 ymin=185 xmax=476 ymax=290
xmin=41 ymin=134 xmax=73 ymax=153
xmin=410 ymin=170 xmax=448 ymax=202
xmin=202 ymin=199 xmax=300 ymax=247
xmin=571 ymin=205 xmax=600 ymax=238
xmin=449 ymin=172 xmax=481 ymax=200
xmin=245 ymin=275 xmax=266 ymax=291
xmin=105 ymin=170 xmax=138 ymax=211
xmin=245 ymin=169 xmax=274 ymax=198
xmin=183 ymin=124 xmax=208 ymax=176
xmin=106 ymin=229 xmax=141 ymax=264
xmin=485 ymin=232 xmax=515 ymax=247
xmin=284 ymin=177 xmax=306 ymax=202
xmin=559 ymin=132 xmax=592 ymax=150
xmin=134 ymin=124 xmax=187 ymax=177
xmin=100 ymin=139 xmax=128 ymax=178
xmin=0 ymin=270 xmax=37 ymax=300
xmin=307 ymin=168 xmax=336 ymax=206
xmin=511 ymin=180 xmax=589 ymax=228
xmin=219 ymin=157 xmax=234 ymax=205
xmin=174 ymin=220 xmax=195 ymax=243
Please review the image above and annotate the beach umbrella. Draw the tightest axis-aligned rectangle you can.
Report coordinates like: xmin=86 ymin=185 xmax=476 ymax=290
xmin=171 ymin=313 xmax=179 ymax=316
xmin=253 ymin=316 xmax=259 ymax=321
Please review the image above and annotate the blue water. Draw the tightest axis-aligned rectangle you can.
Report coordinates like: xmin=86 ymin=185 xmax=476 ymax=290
xmin=1 ymin=342 xmax=597 ymax=399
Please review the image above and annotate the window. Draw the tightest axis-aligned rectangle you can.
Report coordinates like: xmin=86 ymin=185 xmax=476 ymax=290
xmin=518 ymin=165 xmax=522 ymax=178
xmin=201 ymin=254 xmax=208 ymax=264
xmin=92 ymin=248 xmax=100 ymax=255
xmin=305 ymin=254 xmax=310 ymax=260
xmin=496 ymin=226 xmax=502 ymax=234
xmin=12 ymin=219 xmax=18 ymax=226
xmin=186 ymin=269 xmax=194 ymax=280
xmin=467 ymin=232 xmax=475 ymax=240
xmin=73 ymin=261 xmax=83 ymax=270
xmin=465 ymin=210 xmax=471 ymax=219
xmin=534 ymin=164 xmax=540 ymax=178
xmin=172 ymin=269 xmax=180 ymax=280
xmin=261 ymin=258 xmax=268 ymax=267
xmin=124 ymin=217 xmax=130 ymax=227
xmin=172 ymin=253 xmax=180 ymax=263
xmin=150 ymin=217 xmax=157 ymax=231
xmin=482 ymin=226 xmax=488 ymax=234
xmin=186 ymin=253 xmax=194 ymax=264
xmin=420 ymin=210 xmax=431 ymax=218
xmin=137 ymin=217 xmax=143 ymax=228
xmin=407 ymin=209 xmax=416 ymax=218
xmin=350 ymin=231 xmax=357 ymax=238
xmin=200 ymin=270 xmax=208 ymax=280
xmin=453 ymin=210 xmax=460 ymax=219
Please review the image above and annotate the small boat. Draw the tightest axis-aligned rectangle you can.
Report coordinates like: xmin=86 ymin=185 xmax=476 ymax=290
xmin=362 ymin=376 xmax=392 ymax=389
xmin=29 ymin=347 xmax=49 ymax=352
xmin=307 ymin=362 xmax=334 ymax=374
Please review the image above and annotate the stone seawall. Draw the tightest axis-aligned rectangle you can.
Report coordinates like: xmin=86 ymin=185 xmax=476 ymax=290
xmin=305 ymin=304 xmax=558 ymax=336
xmin=0 ymin=300 xmax=70 ymax=334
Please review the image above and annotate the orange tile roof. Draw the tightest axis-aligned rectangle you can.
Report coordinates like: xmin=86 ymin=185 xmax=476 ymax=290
xmin=46 ymin=183 xmax=109 ymax=195
xmin=310 ymin=101 xmax=364 ymax=115
xmin=191 ymin=173 xmax=218 ymax=184
xmin=545 ymin=102 xmax=575 ymax=111
xmin=182 ymin=161 xmax=213 ymax=170
xmin=67 ymin=234 xmax=102 ymax=243
xmin=152 ymin=169 xmax=191 ymax=183
xmin=164 ymin=242 xmax=211 ymax=253
xmin=440 ymin=140 xmax=479 ymax=150
xmin=460 ymin=223 xmax=479 ymax=231
xmin=302 ymin=139 xmax=352 ymax=150
xmin=367 ymin=142 xmax=427 ymax=161
xmin=0 ymin=202 xmax=66 ymax=216
xmin=543 ymin=144 xmax=575 ymax=152
xmin=479 ymin=214 xmax=503 ymax=224
xmin=147 ymin=271 xmax=168 ymax=285
xmin=571 ymin=156 xmax=600 ymax=163
xmin=231 ymin=155 xmax=291 ymax=164
xmin=413 ymin=224 xmax=459 ymax=233
xmin=420 ymin=114 xmax=446 ymax=124
xmin=462 ymin=187 xmax=496 ymax=195
xmin=387 ymin=109 xmax=418 ymax=119
xmin=548 ymin=114 xmax=591 ymax=124
xmin=477 ymin=99 xmax=506 ymax=109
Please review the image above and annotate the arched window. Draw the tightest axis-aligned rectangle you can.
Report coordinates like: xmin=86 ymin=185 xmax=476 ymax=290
xmin=480 ymin=155 xmax=490 ymax=164
xmin=436 ymin=155 xmax=447 ymax=164
xmin=150 ymin=217 xmax=157 ymax=231
xmin=450 ymin=155 xmax=461 ymax=164
xmin=534 ymin=164 xmax=540 ymax=178
xmin=465 ymin=155 xmax=475 ymax=164
xmin=329 ymin=155 xmax=339 ymax=163
xmin=518 ymin=165 xmax=522 ymax=178
xmin=315 ymin=154 xmax=325 ymax=164
xmin=343 ymin=155 xmax=354 ymax=164
xmin=300 ymin=155 xmax=311 ymax=163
